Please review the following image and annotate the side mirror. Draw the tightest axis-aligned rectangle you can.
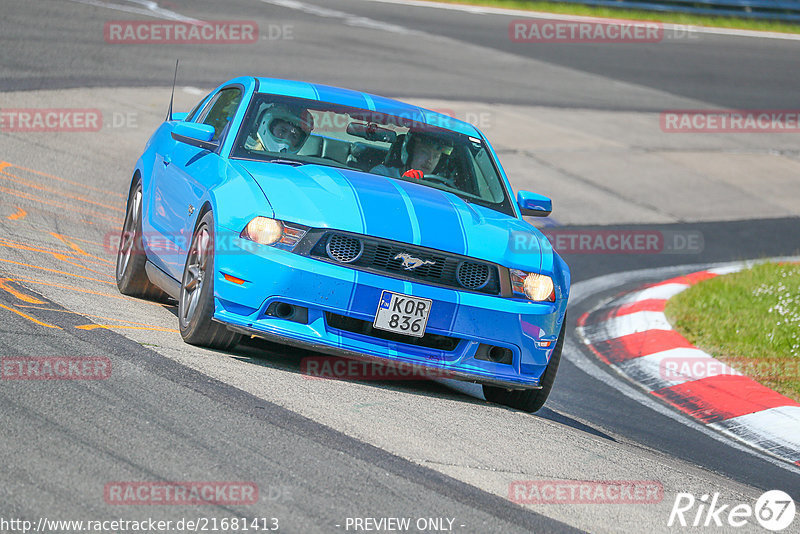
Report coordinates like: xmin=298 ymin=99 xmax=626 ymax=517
xmin=172 ymin=112 xmax=189 ymax=121
xmin=517 ymin=190 xmax=552 ymax=217
xmin=171 ymin=122 xmax=218 ymax=151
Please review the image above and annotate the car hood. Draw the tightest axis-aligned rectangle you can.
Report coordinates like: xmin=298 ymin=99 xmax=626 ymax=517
xmin=235 ymin=161 xmax=549 ymax=271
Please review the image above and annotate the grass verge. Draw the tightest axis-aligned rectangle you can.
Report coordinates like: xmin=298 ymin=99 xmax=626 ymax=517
xmin=665 ymin=262 xmax=800 ymax=402
xmin=420 ymin=0 xmax=800 ymax=34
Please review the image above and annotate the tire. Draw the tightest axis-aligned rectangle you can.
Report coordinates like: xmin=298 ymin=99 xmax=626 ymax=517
xmin=483 ymin=318 xmax=566 ymax=413
xmin=116 ymin=178 xmax=170 ymax=301
xmin=178 ymin=211 xmax=241 ymax=350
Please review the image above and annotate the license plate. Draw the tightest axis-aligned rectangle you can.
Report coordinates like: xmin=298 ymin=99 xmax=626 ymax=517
xmin=373 ymin=291 xmax=432 ymax=338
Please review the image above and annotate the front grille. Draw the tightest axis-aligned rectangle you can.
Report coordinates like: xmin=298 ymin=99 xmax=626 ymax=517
xmin=457 ymin=261 xmax=490 ymax=290
xmin=326 ymin=234 xmax=362 ymax=263
xmin=309 ymin=232 xmax=501 ymax=295
xmin=326 ymin=312 xmax=460 ymax=351
xmin=369 ymin=244 xmax=446 ymax=280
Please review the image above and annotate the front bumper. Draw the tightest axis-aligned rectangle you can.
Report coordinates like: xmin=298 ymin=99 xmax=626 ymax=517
xmin=213 ymin=232 xmax=567 ymax=389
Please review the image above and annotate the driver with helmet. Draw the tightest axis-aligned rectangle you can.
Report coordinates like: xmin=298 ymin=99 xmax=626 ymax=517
xmin=371 ymin=131 xmax=453 ymax=180
xmin=245 ymin=103 xmax=315 ymax=154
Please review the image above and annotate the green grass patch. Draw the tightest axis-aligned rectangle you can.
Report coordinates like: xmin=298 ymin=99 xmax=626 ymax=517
xmin=423 ymin=0 xmax=800 ymax=34
xmin=665 ymin=262 xmax=800 ymax=402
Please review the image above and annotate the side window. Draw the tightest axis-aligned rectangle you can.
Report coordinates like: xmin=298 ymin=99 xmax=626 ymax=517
xmin=200 ymin=88 xmax=243 ymax=141
xmin=186 ymin=93 xmax=212 ymax=122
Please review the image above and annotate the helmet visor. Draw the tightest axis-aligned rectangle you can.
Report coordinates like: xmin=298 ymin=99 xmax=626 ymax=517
xmin=268 ymin=118 xmax=309 ymax=151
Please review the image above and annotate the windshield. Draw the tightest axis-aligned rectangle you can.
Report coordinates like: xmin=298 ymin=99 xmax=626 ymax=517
xmin=231 ymin=94 xmax=514 ymax=215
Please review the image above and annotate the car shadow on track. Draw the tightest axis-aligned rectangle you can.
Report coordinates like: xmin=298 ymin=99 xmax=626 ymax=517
xmin=156 ymin=309 xmax=618 ymax=439
xmin=200 ymin=337 xmax=615 ymax=441
xmin=229 ymin=336 xmax=482 ymax=401
xmin=536 ymin=408 xmax=617 ymax=442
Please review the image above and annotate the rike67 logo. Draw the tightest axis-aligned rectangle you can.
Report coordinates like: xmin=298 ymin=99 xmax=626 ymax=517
xmin=668 ymin=490 xmax=796 ymax=531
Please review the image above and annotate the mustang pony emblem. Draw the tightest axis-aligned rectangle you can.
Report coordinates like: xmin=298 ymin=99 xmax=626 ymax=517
xmin=394 ymin=253 xmax=436 ymax=270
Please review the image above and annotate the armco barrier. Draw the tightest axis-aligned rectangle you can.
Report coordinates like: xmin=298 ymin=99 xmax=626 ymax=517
xmin=550 ymin=0 xmax=800 ymax=22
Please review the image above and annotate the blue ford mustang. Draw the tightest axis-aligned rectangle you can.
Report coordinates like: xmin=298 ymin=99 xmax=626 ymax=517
xmin=116 ymin=76 xmax=570 ymax=412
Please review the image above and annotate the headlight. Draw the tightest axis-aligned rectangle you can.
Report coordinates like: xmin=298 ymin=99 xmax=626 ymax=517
xmin=240 ymin=217 xmax=308 ymax=250
xmin=510 ymin=269 xmax=555 ymax=302
xmin=241 ymin=217 xmax=283 ymax=245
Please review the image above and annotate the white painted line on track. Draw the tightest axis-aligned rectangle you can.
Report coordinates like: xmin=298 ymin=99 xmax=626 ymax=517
xmin=565 ymin=337 xmax=800 ymax=473
xmin=66 ymin=0 xmax=199 ymax=22
xmin=710 ymin=406 xmax=800 ymax=463
xmin=708 ymin=265 xmax=747 ymax=275
xmin=614 ymin=282 xmax=689 ymax=305
xmin=581 ymin=310 xmax=673 ymax=343
xmin=364 ymin=0 xmax=800 ymax=41
xmin=261 ymin=0 xmax=413 ymax=34
xmin=566 ymin=257 xmax=800 ymax=473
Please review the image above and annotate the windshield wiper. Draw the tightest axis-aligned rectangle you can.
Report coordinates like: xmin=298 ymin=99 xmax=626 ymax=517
xmin=266 ymin=158 xmax=305 ymax=166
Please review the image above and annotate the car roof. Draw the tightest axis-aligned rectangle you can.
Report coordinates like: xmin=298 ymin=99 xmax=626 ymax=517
xmin=250 ymin=76 xmax=481 ymax=137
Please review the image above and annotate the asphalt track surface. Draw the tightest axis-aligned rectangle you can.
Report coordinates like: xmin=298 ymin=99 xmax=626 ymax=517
xmin=1 ymin=1 xmax=799 ymax=532
xmin=4 ymin=0 xmax=800 ymax=109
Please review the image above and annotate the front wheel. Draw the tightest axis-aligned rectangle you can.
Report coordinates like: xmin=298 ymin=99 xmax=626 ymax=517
xmin=178 ymin=211 xmax=241 ymax=350
xmin=483 ymin=318 xmax=566 ymax=413
xmin=116 ymin=178 xmax=169 ymax=301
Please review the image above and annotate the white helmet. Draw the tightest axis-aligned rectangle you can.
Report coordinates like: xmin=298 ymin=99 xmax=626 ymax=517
xmin=254 ymin=104 xmax=314 ymax=154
